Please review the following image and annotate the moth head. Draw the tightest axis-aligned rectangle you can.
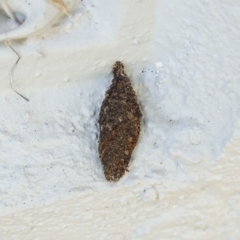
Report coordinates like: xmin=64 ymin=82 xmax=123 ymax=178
xmin=113 ymin=61 xmax=126 ymax=78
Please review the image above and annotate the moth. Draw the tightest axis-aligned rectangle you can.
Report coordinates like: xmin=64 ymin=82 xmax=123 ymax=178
xmin=98 ymin=61 xmax=142 ymax=181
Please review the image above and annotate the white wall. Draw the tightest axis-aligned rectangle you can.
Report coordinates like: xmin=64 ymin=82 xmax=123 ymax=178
xmin=0 ymin=0 xmax=239 ymax=239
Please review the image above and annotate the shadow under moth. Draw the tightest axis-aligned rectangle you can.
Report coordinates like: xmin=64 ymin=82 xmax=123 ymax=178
xmin=98 ymin=61 xmax=142 ymax=181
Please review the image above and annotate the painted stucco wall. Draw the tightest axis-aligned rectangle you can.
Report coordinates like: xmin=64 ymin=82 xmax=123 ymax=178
xmin=0 ymin=0 xmax=239 ymax=239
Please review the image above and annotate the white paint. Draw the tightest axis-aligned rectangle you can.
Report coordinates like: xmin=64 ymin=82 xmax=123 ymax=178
xmin=0 ymin=0 xmax=240 ymax=239
xmin=0 ymin=0 xmax=63 ymax=41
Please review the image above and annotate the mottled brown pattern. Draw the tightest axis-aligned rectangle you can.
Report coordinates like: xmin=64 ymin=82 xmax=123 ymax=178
xmin=98 ymin=61 xmax=142 ymax=181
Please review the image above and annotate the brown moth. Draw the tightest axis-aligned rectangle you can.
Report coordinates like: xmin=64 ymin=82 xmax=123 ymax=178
xmin=98 ymin=61 xmax=142 ymax=181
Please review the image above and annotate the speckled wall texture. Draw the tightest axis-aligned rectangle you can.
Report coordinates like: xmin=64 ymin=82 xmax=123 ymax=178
xmin=0 ymin=0 xmax=239 ymax=239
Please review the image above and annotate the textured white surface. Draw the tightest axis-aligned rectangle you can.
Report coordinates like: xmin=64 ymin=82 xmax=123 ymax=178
xmin=0 ymin=140 xmax=240 ymax=239
xmin=0 ymin=0 xmax=62 ymax=41
xmin=0 ymin=0 xmax=240 ymax=239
